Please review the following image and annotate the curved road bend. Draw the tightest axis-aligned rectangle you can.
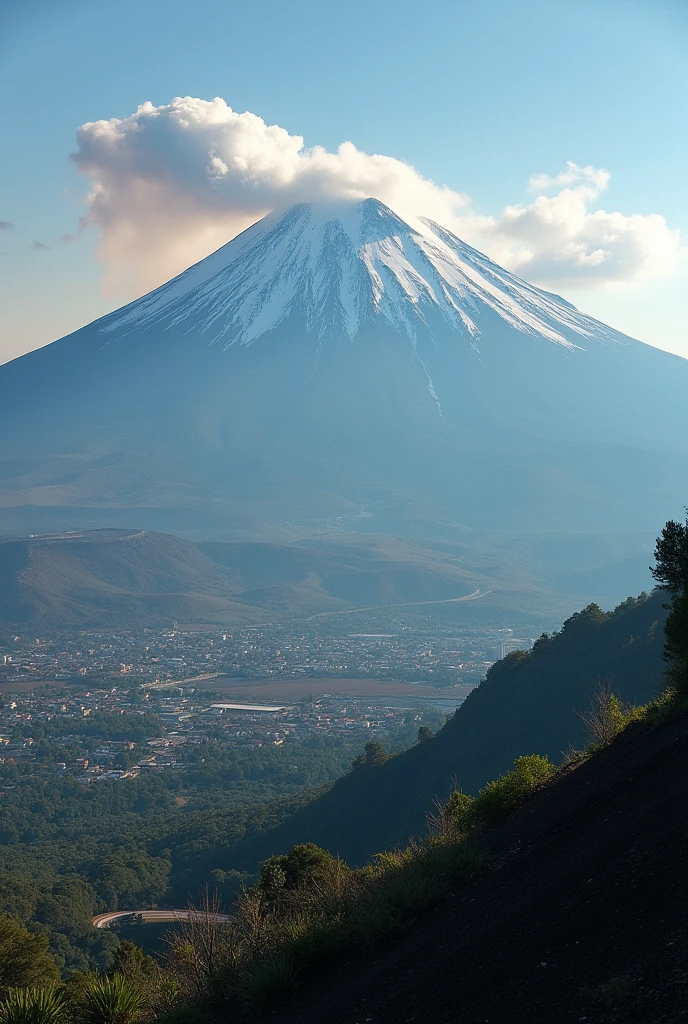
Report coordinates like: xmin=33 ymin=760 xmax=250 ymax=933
xmin=92 ymin=910 xmax=231 ymax=929
xmin=306 ymin=587 xmax=493 ymax=621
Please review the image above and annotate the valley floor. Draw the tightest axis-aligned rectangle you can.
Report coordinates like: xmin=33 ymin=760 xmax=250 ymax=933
xmin=267 ymin=712 xmax=688 ymax=1024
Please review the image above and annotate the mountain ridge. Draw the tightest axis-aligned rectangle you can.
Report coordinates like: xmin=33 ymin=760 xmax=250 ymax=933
xmin=0 ymin=527 xmax=659 ymax=630
xmin=0 ymin=528 xmax=524 ymax=629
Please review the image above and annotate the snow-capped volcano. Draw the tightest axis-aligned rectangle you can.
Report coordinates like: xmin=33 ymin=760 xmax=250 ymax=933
xmin=104 ymin=198 xmax=616 ymax=351
xmin=1 ymin=198 xmax=687 ymax=561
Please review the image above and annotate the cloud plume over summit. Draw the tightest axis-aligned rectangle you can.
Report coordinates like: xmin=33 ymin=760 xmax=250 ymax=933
xmin=72 ymin=97 xmax=681 ymax=298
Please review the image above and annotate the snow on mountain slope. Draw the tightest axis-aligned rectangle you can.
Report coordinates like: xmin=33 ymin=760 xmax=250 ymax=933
xmin=103 ymin=198 xmax=621 ymax=351
xmin=3 ymin=194 xmax=686 ymax=551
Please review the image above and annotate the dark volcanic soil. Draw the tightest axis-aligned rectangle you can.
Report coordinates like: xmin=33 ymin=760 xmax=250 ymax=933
xmin=267 ymin=712 xmax=688 ymax=1024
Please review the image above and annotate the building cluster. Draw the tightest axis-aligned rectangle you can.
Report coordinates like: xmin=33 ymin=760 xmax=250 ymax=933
xmin=0 ymin=686 xmax=184 ymax=782
xmin=0 ymin=685 xmax=455 ymax=784
xmin=0 ymin=620 xmax=538 ymax=785
xmin=494 ymin=638 xmax=535 ymax=660
xmin=0 ymin=622 xmax=532 ymax=690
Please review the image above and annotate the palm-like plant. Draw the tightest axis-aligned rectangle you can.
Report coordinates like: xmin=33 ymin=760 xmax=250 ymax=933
xmin=0 ymin=988 xmax=65 ymax=1024
xmin=82 ymin=976 xmax=143 ymax=1024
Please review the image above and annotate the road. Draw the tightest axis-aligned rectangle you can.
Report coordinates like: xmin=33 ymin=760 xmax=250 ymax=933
xmin=92 ymin=909 xmax=232 ymax=929
xmin=305 ymin=587 xmax=493 ymax=621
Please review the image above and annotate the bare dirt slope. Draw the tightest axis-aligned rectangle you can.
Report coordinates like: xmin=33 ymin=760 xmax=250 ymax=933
xmin=268 ymin=711 xmax=688 ymax=1024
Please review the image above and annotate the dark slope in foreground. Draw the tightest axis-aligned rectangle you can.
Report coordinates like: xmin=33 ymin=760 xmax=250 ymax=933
xmin=271 ymin=711 xmax=688 ymax=1024
xmin=231 ymin=592 xmax=667 ymax=868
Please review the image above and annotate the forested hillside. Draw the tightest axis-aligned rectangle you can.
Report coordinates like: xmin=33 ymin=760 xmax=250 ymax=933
xmin=0 ymin=709 xmax=439 ymax=971
xmin=224 ymin=591 xmax=666 ymax=867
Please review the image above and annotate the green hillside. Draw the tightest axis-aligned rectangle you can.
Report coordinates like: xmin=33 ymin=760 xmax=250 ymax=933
xmin=225 ymin=590 xmax=666 ymax=868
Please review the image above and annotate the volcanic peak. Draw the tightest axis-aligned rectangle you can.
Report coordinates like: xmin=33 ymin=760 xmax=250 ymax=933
xmin=101 ymin=198 xmax=621 ymax=351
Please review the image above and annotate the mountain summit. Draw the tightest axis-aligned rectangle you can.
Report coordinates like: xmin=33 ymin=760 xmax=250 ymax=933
xmin=1 ymin=198 xmax=687 ymax=570
xmin=103 ymin=198 xmax=616 ymax=356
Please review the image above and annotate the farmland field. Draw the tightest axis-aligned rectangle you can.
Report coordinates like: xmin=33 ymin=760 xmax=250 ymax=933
xmin=204 ymin=676 xmax=476 ymax=704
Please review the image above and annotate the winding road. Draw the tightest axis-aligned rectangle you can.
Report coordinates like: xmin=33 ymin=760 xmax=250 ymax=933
xmin=92 ymin=909 xmax=231 ymax=929
xmin=305 ymin=586 xmax=493 ymax=621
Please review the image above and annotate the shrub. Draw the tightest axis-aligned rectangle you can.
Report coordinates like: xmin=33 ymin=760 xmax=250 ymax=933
xmin=259 ymin=843 xmax=340 ymax=897
xmin=577 ymin=680 xmax=630 ymax=748
xmin=235 ymin=953 xmax=298 ymax=1013
xmin=471 ymin=754 xmax=555 ymax=829
xmin=108 ymin=942 xmax=156 ymax=984
xmin=0 ymin=989 xmax=65 ymax=1024
xmin=444 ymin=790 xmax=474 ymax=832
xmin=81 ymin=975 xmax=143 ymax=1024
xmin=107 ymin=940 xmax=178 ymax=1019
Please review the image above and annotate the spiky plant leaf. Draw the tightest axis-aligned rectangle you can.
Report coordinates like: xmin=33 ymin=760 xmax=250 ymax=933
xmin=0 ymin=988 xmax=65 ymax=1024
xmin=82 ymin=975 xmax=143 ymax=1024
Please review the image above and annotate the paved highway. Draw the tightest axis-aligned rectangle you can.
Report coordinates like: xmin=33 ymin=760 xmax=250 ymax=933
xmin=306 ymin=587 xmax=492 ymax=620
xmin=92 ymin=909 xmax=231 ymax=928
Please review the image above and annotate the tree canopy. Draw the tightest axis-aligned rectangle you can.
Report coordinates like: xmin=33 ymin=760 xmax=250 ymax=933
xmin=0 ymin=914 xmax=60 ymax=995
xmin=652 ymin=512 xmax=688 ymax=693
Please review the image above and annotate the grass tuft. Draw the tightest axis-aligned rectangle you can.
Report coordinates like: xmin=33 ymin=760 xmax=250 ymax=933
xmin=235 ymin=954 xmax=299 ymax=1013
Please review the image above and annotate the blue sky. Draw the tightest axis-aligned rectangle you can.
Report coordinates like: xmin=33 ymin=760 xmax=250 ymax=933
xmin=1 ymin=0 xmax=687 ymax=362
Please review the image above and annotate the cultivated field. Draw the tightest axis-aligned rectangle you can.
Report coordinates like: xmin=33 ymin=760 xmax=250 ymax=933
xmin=203 ymin=676 xmax=475 ymax=702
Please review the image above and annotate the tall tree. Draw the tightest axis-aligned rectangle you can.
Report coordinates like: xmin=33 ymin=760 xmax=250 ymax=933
xmin=0 ymin=916 xmax=60 ymax=995
xmin=651 ymin=512 xmax=688 ymax=695
xmin=352 ymin=741 xmax=390 ymax=770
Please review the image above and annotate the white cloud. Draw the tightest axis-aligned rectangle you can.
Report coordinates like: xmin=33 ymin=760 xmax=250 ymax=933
xmin=473 ymin=161 xmax=682 ymax=287
xmin=71 ymin=97 xmax=682 ymax=297
xmin=528 ymin=160 xmax=610 ymax=197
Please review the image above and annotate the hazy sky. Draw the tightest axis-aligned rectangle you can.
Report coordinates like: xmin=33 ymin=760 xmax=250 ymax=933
xmin=1 ymin=0 xmax=687 ymax=364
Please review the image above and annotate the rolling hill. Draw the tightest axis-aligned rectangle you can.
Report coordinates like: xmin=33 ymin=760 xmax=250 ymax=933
xmin=0 ymin=528 xmax=535 ymax=629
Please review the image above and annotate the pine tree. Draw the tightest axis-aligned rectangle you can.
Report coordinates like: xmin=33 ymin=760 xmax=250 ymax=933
xmin=651 ymin=512 xmax=688 ymax=695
